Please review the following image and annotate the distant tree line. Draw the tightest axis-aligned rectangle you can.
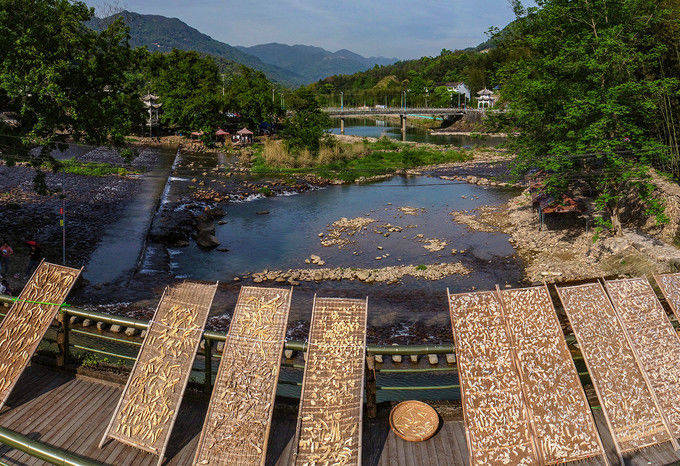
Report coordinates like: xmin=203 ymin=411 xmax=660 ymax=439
xmin=307 ymin=44 xmax=510 ymax=108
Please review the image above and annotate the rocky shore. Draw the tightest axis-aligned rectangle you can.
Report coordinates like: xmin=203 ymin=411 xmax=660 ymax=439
xmin=0 ymin=159 xmax=144 ymax=285
xmin=249 ymin=261 xmax=471 ymax=285
xmin=452 ymin=170 xmax=680 ymax=283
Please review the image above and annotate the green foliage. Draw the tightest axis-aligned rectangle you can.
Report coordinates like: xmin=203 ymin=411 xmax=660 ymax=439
xmin=222 ymin=66 xmax=283 ymax=128
xmin=308 ymin=28 xmax=515 ymax=107
xmin=257 ymin=186 xmax=273 ymax=196
xmin=252 ymin=138 xmax=471 ymax=182
xmin=281 ymin=88 xmax=332 ymax=153
xmin=498 ymin=0 xmax=680 ymax=234
xmin=52 ymin=159 xmax=134 ymax=177
xmin=0 ymin=0 xmax=143 ymax=189
xmin=141 ymin=49 xmax=222 ymax=131
xmin=415 ymin=264 xmax=427 ymax=271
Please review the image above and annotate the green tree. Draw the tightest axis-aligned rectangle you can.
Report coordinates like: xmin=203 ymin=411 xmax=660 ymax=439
xmin=142 ymin=49 xmax=222 ymax=132
xmin=0 ymin=0 xmax=142 ymax=190
xmin=499 ymin=0 xmax=680 ymax=234
xmin=222 ymin=66 xmax=283 ymax=128
xmin=281 ymin=88 xmax=331 ymax=153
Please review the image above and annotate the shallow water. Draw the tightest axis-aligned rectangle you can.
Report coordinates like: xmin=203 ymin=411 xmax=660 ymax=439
xmin=329 ymin=117 xmax=506 ymax=146
xmin=170 ymin=176 xmax=518 ymax=287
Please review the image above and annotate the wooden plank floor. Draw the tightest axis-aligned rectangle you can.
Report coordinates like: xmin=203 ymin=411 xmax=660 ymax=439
xmin=0 ymin=364 xmax=679 ymax=465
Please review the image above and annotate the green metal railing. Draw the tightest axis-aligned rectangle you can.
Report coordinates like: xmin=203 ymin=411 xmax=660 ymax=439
xmin=0 ymin=293 xmax=613 ymax=464
xmin=2 ymin=298 xmax=600 ymax=406
xmin=0 ymin=426 xmax=104 ymax=465
xmin=0 ymin=294 xmax=466 ymax=415
xmin=0 ymin=293 xmax=597 ymax=419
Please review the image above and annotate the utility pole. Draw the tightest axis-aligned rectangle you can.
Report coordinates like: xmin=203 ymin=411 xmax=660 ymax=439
xmin=272 ymin=88 xmax=275 ymax=104
xmin=60 ymin=199 xmax=66 ymax=265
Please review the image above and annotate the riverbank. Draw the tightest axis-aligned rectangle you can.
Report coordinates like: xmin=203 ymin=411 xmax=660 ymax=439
xmin=446 ymin=169 xmax=680 ymax=283
xmin=2 ymin=137 xmax=523 ymax=345
xmin=0 ymin=150 xmax=156 ymax=292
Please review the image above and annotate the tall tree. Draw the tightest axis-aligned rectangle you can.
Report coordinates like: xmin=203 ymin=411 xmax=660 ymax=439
xmin=499 ymin=0 xmax=680 ymax=234
xmin=281 ymin=87 xmax=331 ymax=153
xmin=222 ymin=66 xmax=283 ymax=129
xmin=142 ymin=49 xmax=222 ymax=132
xmin=0 ymin=0 xmax=141 ymax=190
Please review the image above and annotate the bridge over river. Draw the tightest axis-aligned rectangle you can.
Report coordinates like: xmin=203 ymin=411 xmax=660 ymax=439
xmin=323 ymin=107 xmax=490 ymax=139
xmin=322 ymin=106 xmax=484 ymax=117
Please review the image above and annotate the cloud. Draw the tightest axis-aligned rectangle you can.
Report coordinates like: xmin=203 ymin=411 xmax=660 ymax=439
xmin=86 ymin=0 xmax=515 ymax=58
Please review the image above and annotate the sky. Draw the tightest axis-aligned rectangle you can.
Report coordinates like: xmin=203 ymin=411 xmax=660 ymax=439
xmin=85 ymin=0 xmax=517 ymax=59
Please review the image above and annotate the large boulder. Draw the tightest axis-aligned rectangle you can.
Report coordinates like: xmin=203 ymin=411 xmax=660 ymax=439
xmin=195 ymin=230 xmax=220 ymax=249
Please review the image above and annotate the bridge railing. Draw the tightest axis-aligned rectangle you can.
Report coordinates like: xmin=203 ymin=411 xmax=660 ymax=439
xmin=0 ymin=294 xmax=592 ymax=417
xmin=322 ymin=107 xmax=476 ymax=114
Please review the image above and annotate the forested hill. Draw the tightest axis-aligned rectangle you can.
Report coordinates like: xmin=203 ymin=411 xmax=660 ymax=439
xmin=87 ymin=11 xmax=398 ymax=86
xmin=87 ymin=11 xmax=304 ymax=86
xmin=308 ymin=22 xmax=515 ymax=104
xmin=236 ymin=43 xmax=398 ymax=84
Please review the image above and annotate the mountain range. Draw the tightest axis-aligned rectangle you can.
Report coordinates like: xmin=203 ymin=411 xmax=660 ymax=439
xmin=87 ymin=11 xmax=398 ymax=86
xmin=236 ymin=43 xmax=398 ymax=83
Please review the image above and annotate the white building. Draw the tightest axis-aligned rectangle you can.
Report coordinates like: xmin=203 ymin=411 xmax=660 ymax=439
xmin=477 ymin=88 xmax=498 ymax=109
xmin=444 ymin=82 xmax=471 ymax=101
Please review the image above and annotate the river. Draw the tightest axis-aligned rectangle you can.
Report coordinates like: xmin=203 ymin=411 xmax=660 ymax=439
xmin=329 ymin=117 xmax=506 ymax=146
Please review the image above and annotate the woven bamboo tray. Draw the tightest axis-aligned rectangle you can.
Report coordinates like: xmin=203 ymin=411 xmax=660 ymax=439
xmin=389 ymin=401 xmax=439 ymax=442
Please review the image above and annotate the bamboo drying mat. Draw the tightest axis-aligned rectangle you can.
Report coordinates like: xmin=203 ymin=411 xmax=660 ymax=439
xmin=292 ymin=297 xmax=368 ymax=466
xmin=654 ymin=273 xmax=680 ymax=321
xmin=194 ymin=286 xmax=292 ymax=466
xmin=102 ymin=281 xmax=217 ymax=464
xmin=605 ymin=278 xmax=680 ymax=439
xmin=447 ymin=289 xmax=540 ymax=465
xmin=557 ymin=282 xmax=671 ymax=457
xmin=498 ymin=285 xmax=605 ymax=464
xmin=0 ymin=261 xmax=81 ymax=407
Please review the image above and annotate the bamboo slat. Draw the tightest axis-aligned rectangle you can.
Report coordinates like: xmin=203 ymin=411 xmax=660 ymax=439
xmin=557 ymin=282 xmax=670 ymax=456
xmin=292 ymin=296 xmax=368 ymax=466
xmin=0 ymin=261 xmax=81 ymax=408
xmin=498 ymin=285 xmax=605 ymax=464
xmin=101 ymin=281 xmax=217 ymax=466
xmin=447 ymin=289 xmax=540 ymax=465
xmin=605 ymin=278 xmax=680 ymax=441
xmin=193 ymin=286 xmax=292 ymax=466
xmin=654 ymin=273 xmax=680 ymax=321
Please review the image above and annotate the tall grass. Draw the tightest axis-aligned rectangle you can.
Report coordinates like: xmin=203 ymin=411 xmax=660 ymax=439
xmin=254 ymin=137 xmax=472 ymax=182
xmin=54 ymin=159 xmax=133 ymax=177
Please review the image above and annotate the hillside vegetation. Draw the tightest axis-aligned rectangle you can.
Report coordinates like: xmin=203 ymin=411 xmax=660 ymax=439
xmin=308 ymin=23 xmax=516 ymax=107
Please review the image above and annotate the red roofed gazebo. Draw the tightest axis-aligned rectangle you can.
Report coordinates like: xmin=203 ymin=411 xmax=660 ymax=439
xmin=236 ymin=127 xmax=254 ymax=145
xmin=215 ymin=129 xmax=229 ymax=143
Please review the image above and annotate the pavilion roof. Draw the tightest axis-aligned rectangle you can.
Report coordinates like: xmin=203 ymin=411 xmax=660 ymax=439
xmin=237 ymin=127 xmax=253 ymax=135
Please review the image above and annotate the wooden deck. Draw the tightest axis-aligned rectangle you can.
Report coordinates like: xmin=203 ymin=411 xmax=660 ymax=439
xmin=0 ymin=364 xmax=679 ymax=465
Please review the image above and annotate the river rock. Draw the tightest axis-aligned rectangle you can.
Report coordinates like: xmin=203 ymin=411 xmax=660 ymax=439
xmin=356 ymin=270 xmax=370 ymax=281
xmin=196 ymin=231 xmax=220 ymax=249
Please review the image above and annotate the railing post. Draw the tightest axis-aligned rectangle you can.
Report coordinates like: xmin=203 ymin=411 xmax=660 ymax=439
xmin=204 ymin=338 xmax=213 ymax=395
xmin=365 ymin=355 xmax=377 ymax=419
xmin=57 ymin=311 xmax=70 ymax=368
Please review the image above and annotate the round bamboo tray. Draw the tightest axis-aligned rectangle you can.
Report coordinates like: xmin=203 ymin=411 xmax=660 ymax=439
xmin=389 ymin=400 xmax=439 ymax=442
